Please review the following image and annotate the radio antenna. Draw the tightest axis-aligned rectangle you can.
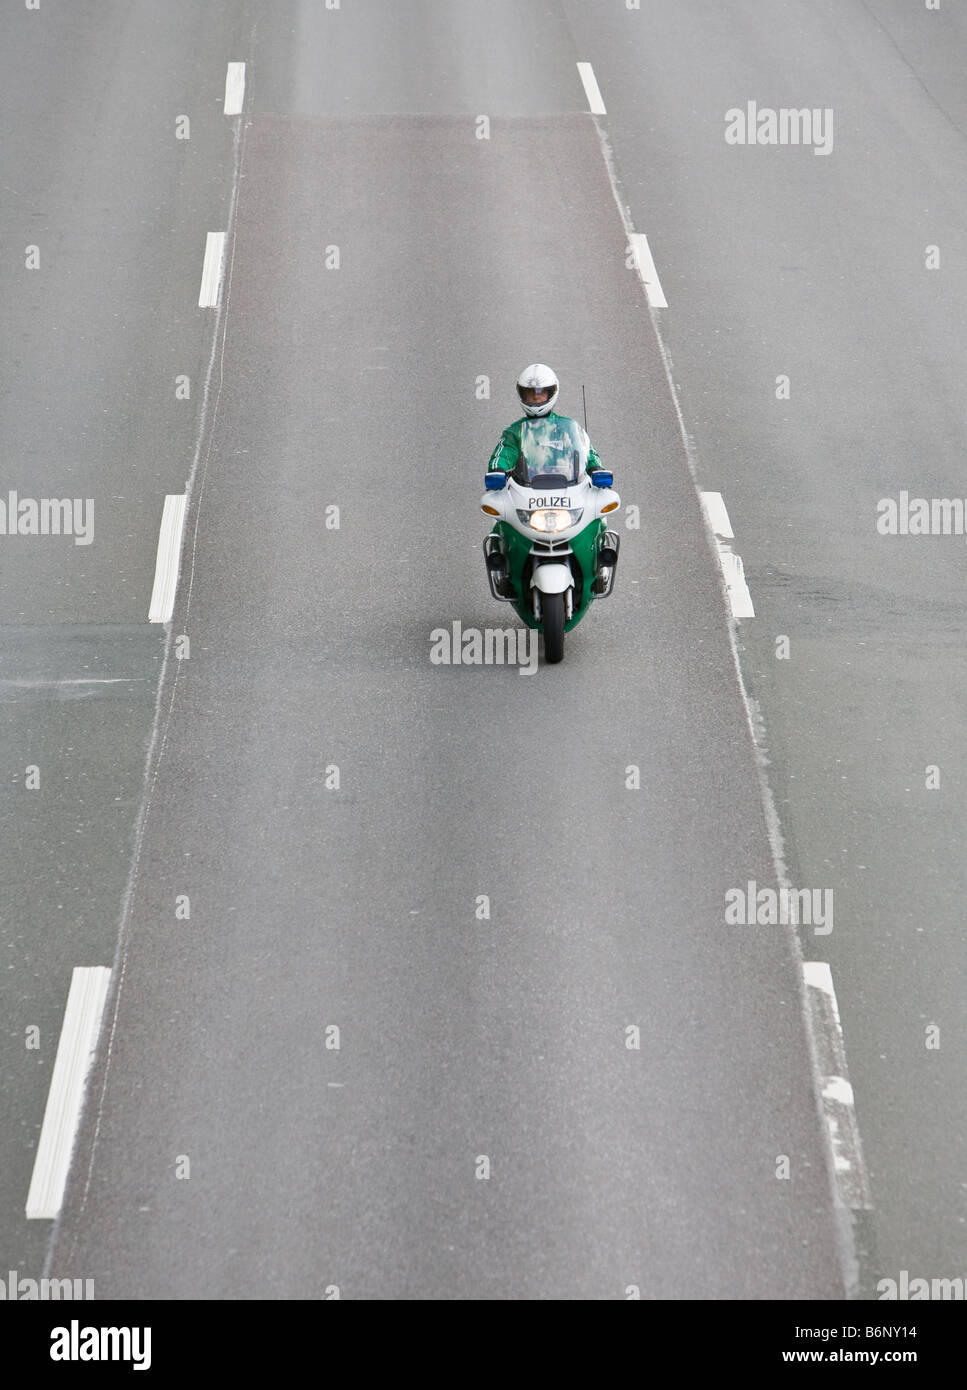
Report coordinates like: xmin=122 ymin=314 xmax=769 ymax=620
xmin=581 ymin=384 xmax=588 ymax=432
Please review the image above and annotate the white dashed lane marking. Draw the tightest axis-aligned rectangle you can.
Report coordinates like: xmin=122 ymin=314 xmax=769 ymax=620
xmin=576 ymin=62 xmax=607 ymax=115
xmin=26 ymin=967 xmax=112 ymax=1220
xmin=148 ymin=494 xmax=188 ymax=623
xmin=700 ymin=491 xmax=755 ymax=618
xmin=224 ymin=62 xmax=245 ymax=116
xmin=198 ymin=231 xmax=226 ymax=308
xmin=802 ymin=962 xmax=873 ymax=1211
xmin=628 ymin=233 xmax=668 ymax=309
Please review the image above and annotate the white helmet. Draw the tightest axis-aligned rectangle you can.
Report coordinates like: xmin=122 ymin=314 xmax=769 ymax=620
xmin=516 ymin=363 xmax=559 ymax=417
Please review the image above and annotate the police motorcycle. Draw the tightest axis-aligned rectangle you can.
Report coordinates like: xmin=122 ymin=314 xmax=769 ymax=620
xmin=480 ymin=417 xmax=620 ymax=664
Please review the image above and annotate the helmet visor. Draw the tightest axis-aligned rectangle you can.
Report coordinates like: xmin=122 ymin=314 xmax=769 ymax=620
xmin=518 ymin=384 xmax=552 ymax=407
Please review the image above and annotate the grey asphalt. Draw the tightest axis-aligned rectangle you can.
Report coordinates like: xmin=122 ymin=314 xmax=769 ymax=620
xmin=559 ymin=0 xmax=967 ymax=1285
xmin=13 ymin=1 xmax=841 ymax=1297
xmin=48 ymin=95 xmax=842 ymax=1297
xmin=4 ymin=0 xmax=960 ymax=1300
xmin=0 ymin=0 xmax=247 ymax=1281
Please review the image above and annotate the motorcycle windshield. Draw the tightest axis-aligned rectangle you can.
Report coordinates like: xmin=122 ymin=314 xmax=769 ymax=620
xmin=514 ymin=417 xmax=588 ymax=488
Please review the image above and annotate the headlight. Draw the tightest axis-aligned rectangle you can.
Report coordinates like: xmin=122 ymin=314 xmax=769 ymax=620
xmin=516 ymin=508 xmax=584 ymax=533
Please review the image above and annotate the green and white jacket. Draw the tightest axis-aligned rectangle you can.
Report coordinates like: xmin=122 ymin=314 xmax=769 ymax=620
xmin=487 ymin=413 xmax=604 ymax=475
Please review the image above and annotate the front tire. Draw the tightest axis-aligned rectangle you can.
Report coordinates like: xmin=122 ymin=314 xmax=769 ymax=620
xmin=542 ymin=591 xmax=565 ymax=664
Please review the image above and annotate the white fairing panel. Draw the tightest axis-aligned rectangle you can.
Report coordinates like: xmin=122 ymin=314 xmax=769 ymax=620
xmin=530 ymin=563 xmax=573 ymax=594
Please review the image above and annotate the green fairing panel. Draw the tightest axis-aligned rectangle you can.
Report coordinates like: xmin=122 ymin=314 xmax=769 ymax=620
xmin=493 ymin=517 xmax=604 ymax=632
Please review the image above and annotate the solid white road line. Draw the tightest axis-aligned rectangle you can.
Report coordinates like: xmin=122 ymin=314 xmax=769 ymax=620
xmin=629 ymin=232 xmax=668 ymax=309
xmin=223 ymin=62 xmax=245 ymax=115
xmin=700 ymin=491 xmax=755 ymax=618
xmin=802 ymin=962 xmax=873 ymax=1210
xmin=576 ymin=62 xmax=606 ymax=115
xmin=198 ymin=231 xmax=226 ymax=308
xmin=148 ymin=494 xmax=188 ymax=623
xmin=26 ymin=967 xmax=112 ymax=1220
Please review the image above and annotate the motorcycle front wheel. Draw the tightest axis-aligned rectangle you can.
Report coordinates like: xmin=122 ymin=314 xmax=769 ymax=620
xmin=541 ymin=592 xmax=565 ymax=665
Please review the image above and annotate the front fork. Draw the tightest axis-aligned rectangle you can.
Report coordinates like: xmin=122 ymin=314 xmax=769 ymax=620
xmin=530 ymin=575 xmax=575 ymax=624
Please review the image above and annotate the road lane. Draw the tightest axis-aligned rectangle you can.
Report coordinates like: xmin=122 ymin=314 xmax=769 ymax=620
xmin=50 ymin=108 xmax=845 ymax=1298
xmin=0 ymin=0 xmax=249 ymax=1275
xmin=559 ymin=0 xmax=967 ymax=1285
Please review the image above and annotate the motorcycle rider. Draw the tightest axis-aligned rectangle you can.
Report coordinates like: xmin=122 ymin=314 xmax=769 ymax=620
xmin=484 ymin=363 xmax=613 ymax=600
xmin=487 ymin=364 xmax=607 ymax=478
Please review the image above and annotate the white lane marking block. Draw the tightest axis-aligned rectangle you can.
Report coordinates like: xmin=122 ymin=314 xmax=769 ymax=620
xmin=148 ymin=494 xmax=188 ymax=623
xmin=223 ymin=62 xmax=245 ymax=115
xmin=198 ymin=231 xmax=226 ymax=308
xmin=576 ymin=62 xmax=606 ymax=115
xmin=718 ymin=551 xmax=755 ymax=618
xmin=629 ymin=232 xmax=668 ymax=309
xmin=699 ymin=490 xmax=734 ymax=539
xmin=700 ymin=492 xmax=755 ymax=617
xmin=26 ymin=967 xmax=112 ymax=1220
xmin=802 ymin=961 xmax=873 ymax=1210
